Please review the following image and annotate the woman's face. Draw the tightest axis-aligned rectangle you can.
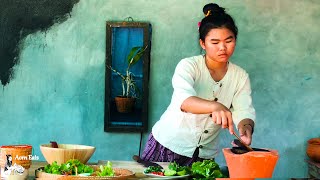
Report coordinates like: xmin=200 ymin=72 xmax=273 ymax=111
xmin=200 ymin=27 xmax=236 ymax=63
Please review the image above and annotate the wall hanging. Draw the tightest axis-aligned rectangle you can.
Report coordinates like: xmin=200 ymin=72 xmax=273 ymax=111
xmin=104 ymin=19 xmax=151 ymax=132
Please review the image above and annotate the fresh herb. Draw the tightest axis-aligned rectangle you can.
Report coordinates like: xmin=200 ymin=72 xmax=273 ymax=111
xmin=145 ymin=162 xmax=191 ymax=177
xmin=44 ymin=159 xmax=94 ymax=175
xmin=191 ymin=159 xmax=225 ymax=179
xmin=165 ymin=161 xmax=191 ymax=176
xmin=44 ymin=161 xmax=61 ymax=174
xmin=170 ymin=162 xmax=190 ymax=173
xmin=96 ymin=161 xmax=115 ymax=177
xmin=144 ymin=166 xmax=163 ymax=173
xmin=43 ymin=160 xmax=116 ymax=177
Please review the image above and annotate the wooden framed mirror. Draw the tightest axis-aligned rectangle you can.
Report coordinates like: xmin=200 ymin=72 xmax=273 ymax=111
xmin=104 ymin=21 xmax=151 ymax=132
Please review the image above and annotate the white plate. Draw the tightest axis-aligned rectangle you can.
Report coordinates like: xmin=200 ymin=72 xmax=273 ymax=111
xmin=143 ymin=172 xmax=190 ymax=179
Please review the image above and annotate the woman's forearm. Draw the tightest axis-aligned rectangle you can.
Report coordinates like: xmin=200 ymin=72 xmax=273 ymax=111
xmin=180 ymin=96 xmax=222 ymax=114
xmin=181 ymin=96 xmax=234 ymax=134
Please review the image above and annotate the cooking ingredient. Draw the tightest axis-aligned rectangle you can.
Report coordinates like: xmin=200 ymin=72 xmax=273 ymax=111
xmin=177 ymin=169 xmax=187 ymax=176
xmin=164 ymin=169 xmax=176 ymax=176
xmin=151 ymin=171 xmax=164 ymax=176
xmin=191 ymin=159 xmax=225 ymax=178
xmin=144 ymin=162 xmax=191 ymax=176
xmin=167 ymin=161 xmax=190 ymax=175
xmin=96 ymin=161 xmax=115 ymax=177
xmin=44 ymin=159 xmax=93 ymax=175
xmin=144 ymin=166 xmax=163 ymax=173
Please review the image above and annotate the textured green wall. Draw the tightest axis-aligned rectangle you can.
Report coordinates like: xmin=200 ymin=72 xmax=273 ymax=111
xmin=0 ymin=0 xmax=319 ymax=178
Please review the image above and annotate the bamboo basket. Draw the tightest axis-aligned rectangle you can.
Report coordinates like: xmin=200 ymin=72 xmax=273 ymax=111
xmin=0 ymin=145 xmax=32 ymax=169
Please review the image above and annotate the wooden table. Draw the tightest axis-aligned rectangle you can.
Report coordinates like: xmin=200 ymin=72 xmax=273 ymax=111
xmin=27 ymin=160 xmax=170 ymax=179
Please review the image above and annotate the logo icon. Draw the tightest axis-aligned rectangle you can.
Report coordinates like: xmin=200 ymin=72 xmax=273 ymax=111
xmin=1 ymin=154 xmax=25 ymax=177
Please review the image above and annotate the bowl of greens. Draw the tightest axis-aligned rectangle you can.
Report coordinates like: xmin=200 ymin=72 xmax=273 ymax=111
xmin=36 ymin=160 xmax=135 ymax=179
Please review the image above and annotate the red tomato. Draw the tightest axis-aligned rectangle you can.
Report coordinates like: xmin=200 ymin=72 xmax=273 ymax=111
xmin=151 ymin=172 xmax=164 ymax=176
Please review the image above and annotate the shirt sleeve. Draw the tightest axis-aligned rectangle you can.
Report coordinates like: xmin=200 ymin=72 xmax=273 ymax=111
xmin=169 ymin=59 xmax=197 ymax=111
xmin=231 ymin=74 xmax=256 ymax=128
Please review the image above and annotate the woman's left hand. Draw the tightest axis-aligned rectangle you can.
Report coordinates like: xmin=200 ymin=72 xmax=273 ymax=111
xmin=238 ymin=124 xmax=253 ymax=145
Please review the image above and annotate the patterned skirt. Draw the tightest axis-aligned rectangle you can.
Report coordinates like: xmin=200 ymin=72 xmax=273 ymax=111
xmin=141 ymin=133 xmax=207 ymax=166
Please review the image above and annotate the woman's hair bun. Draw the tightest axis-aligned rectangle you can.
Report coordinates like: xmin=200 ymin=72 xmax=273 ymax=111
xmin=203 ymin=3 xmax=225 ymax=16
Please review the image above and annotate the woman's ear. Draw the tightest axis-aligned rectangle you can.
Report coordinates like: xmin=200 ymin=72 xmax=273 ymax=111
xmin=199 ymin=39 xmax=205 ymax=50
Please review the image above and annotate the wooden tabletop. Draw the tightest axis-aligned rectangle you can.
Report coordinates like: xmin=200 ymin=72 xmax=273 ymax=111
xmin=27 ymin=160 xmax=170 ymax=179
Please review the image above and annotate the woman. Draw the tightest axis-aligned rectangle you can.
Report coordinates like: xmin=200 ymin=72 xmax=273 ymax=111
xmin=141 ymin=3 xmax=256 ymax=166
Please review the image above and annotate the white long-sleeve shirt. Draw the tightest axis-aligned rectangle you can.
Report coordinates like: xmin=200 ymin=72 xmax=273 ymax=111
xmin=152 ymin=55 xmax=256 ymax=159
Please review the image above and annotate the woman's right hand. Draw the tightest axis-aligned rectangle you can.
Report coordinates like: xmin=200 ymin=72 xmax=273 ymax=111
xmin=180 ymin=96 xmax=234 ymax=134
xmin=211 ymin=102 xmax=234 ymax=135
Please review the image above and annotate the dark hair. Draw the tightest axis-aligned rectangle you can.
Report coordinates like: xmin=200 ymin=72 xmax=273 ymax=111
xmin=199 ymin=3 xmax=238 ymax=41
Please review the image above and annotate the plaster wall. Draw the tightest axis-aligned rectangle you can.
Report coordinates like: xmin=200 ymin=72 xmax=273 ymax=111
xmin=0 ymin=0 xmax=319 ymax=178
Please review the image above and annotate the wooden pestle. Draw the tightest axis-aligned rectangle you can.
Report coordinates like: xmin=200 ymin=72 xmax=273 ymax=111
xmin=232 ymin=132 xmax=254 ymax=152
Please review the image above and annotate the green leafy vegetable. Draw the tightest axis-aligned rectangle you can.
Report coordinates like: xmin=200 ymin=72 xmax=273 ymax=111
xmin=191 ymin=159 xmax=225 ymax=179
xmin=43 ymin=160 xmax=116 ymax=177
xmin=164 ymin=169 xmax=176 ymax=176
xmin=150 ymin=162 xmax=191 ymax=176
xmin=43 ymin=159 xmax=93 ymax=175
xmin=168 ymin=161 xmax=190 ymax=173
xmin=44 ymin=161 xmax=61 ymax=174
xmin=144 ymin=166 xmax=163 ymax=173
xmin=177 ymin=169 xmax=187 ymax=176
xmin=96 ymin=161 xmax=115 ymax=177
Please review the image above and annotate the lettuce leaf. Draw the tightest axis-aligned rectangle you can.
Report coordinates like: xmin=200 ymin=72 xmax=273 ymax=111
xmin=191 ymin=159 xmax=224 ymax=178
xmin=96 ymin=161 xmax=114 ymax=177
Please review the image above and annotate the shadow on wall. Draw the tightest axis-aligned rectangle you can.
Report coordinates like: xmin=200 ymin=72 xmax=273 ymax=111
xmin=0 ymin=0 xmax=80 ymax=86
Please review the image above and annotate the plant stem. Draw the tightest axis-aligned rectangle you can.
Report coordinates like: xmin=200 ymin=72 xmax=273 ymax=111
xmin=126 ymin=71 xmax=130 ymax=97
xmin=121 ymin=80 xmax=125 ymax=96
